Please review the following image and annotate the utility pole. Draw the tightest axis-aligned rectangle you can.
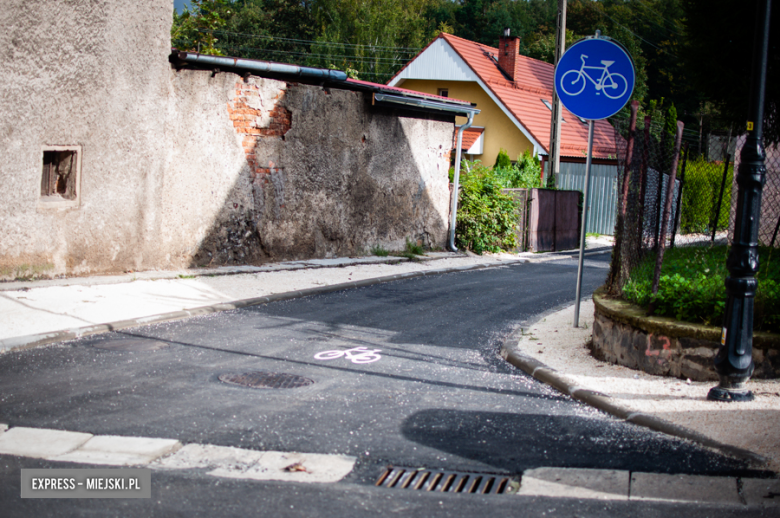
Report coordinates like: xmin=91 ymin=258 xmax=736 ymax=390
xmin=547 ymin=0 xmax=567 ymax=187
xmin=708 ymin=0 xmax=771 ymax=402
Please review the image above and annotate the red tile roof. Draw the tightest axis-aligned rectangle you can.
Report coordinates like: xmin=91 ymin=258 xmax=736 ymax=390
xmin=453 ymin=127 xmax=484 ymax=151
xmin=390 ymin=33 xmax=619 ymax=160
xmin=345 ymin=78 xmax=470 ymax=105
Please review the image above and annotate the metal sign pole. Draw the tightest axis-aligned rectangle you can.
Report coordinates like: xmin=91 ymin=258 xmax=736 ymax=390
xmin=553 ymin=31 xmax=634 ymax=327
xmin=573 ymin=119 xmax=594 ymax=327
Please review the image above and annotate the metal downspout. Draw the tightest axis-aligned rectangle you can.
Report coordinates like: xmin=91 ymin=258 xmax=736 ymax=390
xmin=448 ymin=112 xmax=474 ymax=251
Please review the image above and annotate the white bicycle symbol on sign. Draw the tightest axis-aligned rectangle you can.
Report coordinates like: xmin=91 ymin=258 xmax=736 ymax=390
xmin=314 ymin=346 xmax=382 ymax=364
xmin=560 ymin=54 xmax=628 ymax=100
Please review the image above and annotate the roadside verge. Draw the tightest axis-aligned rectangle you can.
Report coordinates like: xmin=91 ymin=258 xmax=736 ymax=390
xmin=500 ymin=299 xmax=780 ymax=473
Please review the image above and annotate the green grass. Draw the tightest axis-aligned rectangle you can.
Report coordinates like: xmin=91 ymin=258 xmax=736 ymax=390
xmin=404 ymin=239 xmax=424 ymax=256
xmin=370 ymin=245 xmax=389 ymax=257
xmin=391 ymin=239 xmax=426 ymax=260
xmin=622 ymin=245 xmax=780 ymax=333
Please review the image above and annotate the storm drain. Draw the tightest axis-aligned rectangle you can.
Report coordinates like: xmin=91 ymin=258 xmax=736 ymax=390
xmin=92 ymin=338 xmax=169 ymax=352
xmin=376 ymin=466 xmax=518 ymax=495
xmin=218 ymin=371 xmax=314 ymax=389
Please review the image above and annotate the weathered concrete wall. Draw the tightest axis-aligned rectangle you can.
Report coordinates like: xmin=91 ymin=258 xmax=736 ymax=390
xmin=0 ymin=0 xmax=454 ymax=279
xmin=168 ymin=74 xmax=453 ymax=267
xmin=0 ymin=0 xmax=173 ymax=278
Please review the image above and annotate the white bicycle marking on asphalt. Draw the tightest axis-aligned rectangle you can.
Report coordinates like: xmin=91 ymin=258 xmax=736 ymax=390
xmin=314 ymin=346 xmax=382 ymax=364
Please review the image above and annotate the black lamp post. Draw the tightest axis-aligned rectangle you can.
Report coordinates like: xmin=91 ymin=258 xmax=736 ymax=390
xmin=708 ymin=0 xmax=772 ymax=402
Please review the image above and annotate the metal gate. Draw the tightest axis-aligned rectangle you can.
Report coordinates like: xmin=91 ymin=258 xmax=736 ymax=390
xmin=555 ymin=161 xmax=619 ymax=236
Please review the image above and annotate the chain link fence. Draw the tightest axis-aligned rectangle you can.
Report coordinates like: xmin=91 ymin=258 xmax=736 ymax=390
xmin=606 ymin=112 xmax=780 ymax=299
xmin=732 ymin=134 xmax=780 ymax=248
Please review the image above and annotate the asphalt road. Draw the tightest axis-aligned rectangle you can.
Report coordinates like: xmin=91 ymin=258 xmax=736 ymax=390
xmin=0 ymin=256 xmax=767 ymax=516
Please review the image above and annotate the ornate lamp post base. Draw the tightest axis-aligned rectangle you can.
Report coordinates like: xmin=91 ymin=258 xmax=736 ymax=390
xmin=707 ymin=379 xmax=755 ymax=402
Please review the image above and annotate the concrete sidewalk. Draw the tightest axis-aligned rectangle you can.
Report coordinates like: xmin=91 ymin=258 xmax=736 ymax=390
xmin=0 ymin=241 xmax=615 ymax=353
xmin=1 ymin=423 xmax=778 ymax=507
xmin=1 ymin=250 xmax=545 ymax=352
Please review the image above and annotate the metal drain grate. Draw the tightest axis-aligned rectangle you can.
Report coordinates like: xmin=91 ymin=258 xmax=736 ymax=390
xmin=218 ymin=371 xmax=314 ymax=389
xmin=375 ymin=466 xmax=518 ymax=495
xmin=92 ymin=338 xmax=169 ymax=352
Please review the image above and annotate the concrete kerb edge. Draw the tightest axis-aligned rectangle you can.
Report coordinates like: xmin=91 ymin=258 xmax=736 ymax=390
xmin=499 ymin=339 xmax=770 ymax=469
xmin=0 ymin=258 xmax=527 ymax=355
xmin=0 ymin=255 xmax=419 ymax=292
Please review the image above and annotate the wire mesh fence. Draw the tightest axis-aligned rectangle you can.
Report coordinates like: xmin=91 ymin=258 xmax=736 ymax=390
xmin=733 ymin=134 xmax=780 ymax=248
xmin=606 ymin=112 xmax=780 ymax=301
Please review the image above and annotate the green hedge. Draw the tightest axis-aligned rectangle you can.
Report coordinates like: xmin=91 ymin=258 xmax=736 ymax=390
xmin=680 ymin=158 xmax=733 ymax=234
xmin=622 ymin=245 xmax=780 ymax=333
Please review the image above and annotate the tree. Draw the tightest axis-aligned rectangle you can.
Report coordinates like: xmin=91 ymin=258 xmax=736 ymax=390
xmin=172 ymin=0 xmax=231 ymax=55
xmin=683 ymin=0 xmax=780 ymax=144
xmin=309 ymin=0 xmax=444 ymax=82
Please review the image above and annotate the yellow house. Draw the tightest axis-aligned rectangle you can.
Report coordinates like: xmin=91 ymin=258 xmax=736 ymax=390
xmin=388 ymin=32 xmax=618 ymax=168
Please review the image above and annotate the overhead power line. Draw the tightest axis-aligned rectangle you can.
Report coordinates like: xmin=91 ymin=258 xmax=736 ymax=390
xmin=218 ymin=44 xmax=413 ymax=65
xmin=597 ymin=8 xmax=678 ymax=59
xmin=205 ymin=29 xmax=424 ymax=54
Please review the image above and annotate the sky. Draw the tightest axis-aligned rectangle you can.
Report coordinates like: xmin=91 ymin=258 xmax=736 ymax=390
xmin=173 ymin=0 xmax=190 ymax=13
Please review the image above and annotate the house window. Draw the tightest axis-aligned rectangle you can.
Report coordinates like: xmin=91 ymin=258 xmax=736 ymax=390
xmin=438 ymin=88 xmax=449 ymax=98
xmin=40 ymin=146 xmax=81 ymax=208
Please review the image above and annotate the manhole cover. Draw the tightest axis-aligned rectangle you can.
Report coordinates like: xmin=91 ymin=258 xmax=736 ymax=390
xmin=92 ymin=338 xmax=169 ymax=352
xmin=218 ymin=371 xmax=314 ymax=389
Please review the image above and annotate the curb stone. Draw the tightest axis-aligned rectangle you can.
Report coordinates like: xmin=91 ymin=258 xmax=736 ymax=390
xmin=500 ymin=339 xmax=770 ymax=468
xmin=0 ymin=258 xmax=528 ymax=354
xmin=0 ymin=425 xmax=355 ymax=483
xmin=3 ymin=424 xmax=774 ymax=502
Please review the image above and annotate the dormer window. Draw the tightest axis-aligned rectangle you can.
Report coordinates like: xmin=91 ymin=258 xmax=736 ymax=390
xmin=541 ymin=99 xmax=566 ymax=123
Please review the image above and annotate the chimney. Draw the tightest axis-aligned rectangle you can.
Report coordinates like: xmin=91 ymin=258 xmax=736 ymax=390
xmin=497 ymin=27 xmax=520 ymax=82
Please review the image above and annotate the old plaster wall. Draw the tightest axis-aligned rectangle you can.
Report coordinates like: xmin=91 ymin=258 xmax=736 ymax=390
xmin=0 ymin=0 xmax=173 ymax=278
xmin=0 ymin=0 xmax=454 ymax=279
xmin=172 ymin=74 xmax=453 ymax=266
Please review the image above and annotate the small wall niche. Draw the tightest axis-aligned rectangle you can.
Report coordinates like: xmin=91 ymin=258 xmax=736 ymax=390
xmin=39 ymin=146 xmax=81 ymax=209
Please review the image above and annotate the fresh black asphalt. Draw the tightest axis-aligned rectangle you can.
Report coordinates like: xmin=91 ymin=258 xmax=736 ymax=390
xmin=0 ymin=256 xmax=767 ymax=516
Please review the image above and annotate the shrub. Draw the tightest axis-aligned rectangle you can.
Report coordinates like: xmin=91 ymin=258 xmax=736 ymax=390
xmin=622 ymin=245 xmax=780 ymax=333
xmin=493 ymin=150 xmax=543 ymax=189
xmin=455 ymin=161 xmax=519 ymax=254
xmin=494 ymin=148 xmax=512 ymax=169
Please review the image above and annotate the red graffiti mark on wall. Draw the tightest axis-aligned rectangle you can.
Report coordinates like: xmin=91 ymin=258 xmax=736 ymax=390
xmin=645 ymin=334 xmax=671 ymax=357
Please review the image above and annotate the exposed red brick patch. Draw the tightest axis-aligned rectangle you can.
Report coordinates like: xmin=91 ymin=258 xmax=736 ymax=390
xmin=227 ymin=81 xmax=292 ymax=178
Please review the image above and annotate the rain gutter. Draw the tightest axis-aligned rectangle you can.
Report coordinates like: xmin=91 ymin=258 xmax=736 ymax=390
xmin=174 ymin=51 xmax=349 ymax=81
xmin=447 ymin=112 xmax=475 ymax=251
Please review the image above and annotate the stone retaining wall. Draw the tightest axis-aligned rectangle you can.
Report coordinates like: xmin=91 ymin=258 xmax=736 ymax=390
xmin=591 ymin=288 xmax=780 ymax=381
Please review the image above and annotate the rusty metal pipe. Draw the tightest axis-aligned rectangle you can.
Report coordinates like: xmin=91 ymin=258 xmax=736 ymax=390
xmin=176 ymin=51 xmax=349 ymax=81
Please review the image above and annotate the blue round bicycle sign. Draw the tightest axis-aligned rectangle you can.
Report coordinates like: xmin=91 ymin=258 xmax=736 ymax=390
xmin=554 ymin=37 xmax=635 ymax=120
